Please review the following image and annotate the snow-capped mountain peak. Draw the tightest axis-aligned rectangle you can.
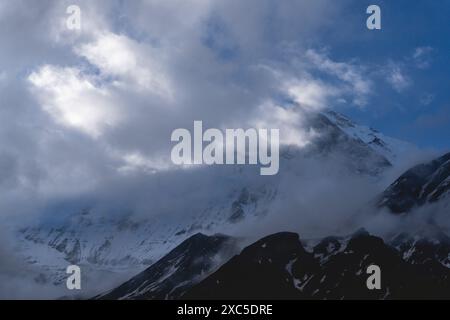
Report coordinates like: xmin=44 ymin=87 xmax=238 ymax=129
xmin=323 ymin=110 xmax=415 ymax=165
xmin=14 ymin=110 xmax=420 ymax=298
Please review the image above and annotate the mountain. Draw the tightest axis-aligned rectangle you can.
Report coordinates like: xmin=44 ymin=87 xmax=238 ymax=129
xmin=181 ymin=230 xmax=450 ymax=300
xmin=17 ymin=185 xmax=276 ymax=294
xmin=98 ymin=229 xmax=450 ymax=300
xmin=389 ymin=232 xmax=450 ymax=268
xmin=14 ymin=110 xmax=413 ymax=297
xmin=323 ymin=110 xmax=414 ymax=165
xmin=96 ymin=233 xmax=238 ymax=300
xmin=301 ymin=111 xmax=392 ymax=175
xmin=378 ymin=152 xmax=450 ymax=214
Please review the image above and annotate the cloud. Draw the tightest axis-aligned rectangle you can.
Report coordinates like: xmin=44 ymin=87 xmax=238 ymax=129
xmin=254 ymin=49 xmax=374 ymax=111
xmin=0 ymin=1 xmax=392 ymax=226
xmin=28 ymin=65 xmax=121 ymax=138
xmin=284 ymin=78 xmax=338 ymax=110
xmin=76 ymin=32 xmax=173 ymax=98
xmin=249 ymin=101 xmax=318 ymax=148
xmin=21 ymin=1 xmax=373 ymax=180
xmin=379 ymin=47 xmax=434 ymax=94
xmin=0 ymin=0 xmax=398 ymax=215
xmin=385 ymin=63 xmax=411 ymax=93
xmin=0 ymin=71 xmax=6 ymax=84
xmin=419 ymin=93 xmax=435 ymax=106
xmin=304 ymin=49 xmax=372 ymax=106
xmin=412 ymin=46 xmax=434 ymax=69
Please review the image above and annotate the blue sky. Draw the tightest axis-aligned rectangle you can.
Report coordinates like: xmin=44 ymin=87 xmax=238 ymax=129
xmin=326 ymin=0 xmax=450 ymax=150
xmin=189 ymin=0 xmax=450 ymax=150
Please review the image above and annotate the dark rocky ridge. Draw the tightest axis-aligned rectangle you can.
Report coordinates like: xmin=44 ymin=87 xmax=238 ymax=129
xmin=378 ymin=153 xmax=450 ymax=214
xmin=184 ymin=231 xmax=450 ymax=300
xmin=97 ymin=233 xmax=238 ymax=300
xmin=99 ymin=230 xmax=450 ymax=300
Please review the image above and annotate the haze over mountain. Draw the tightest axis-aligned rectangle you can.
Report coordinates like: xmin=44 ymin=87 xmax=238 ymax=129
xmin=92 ymin=146 xmax=450 ymax=300
xmin=13 ymin=109 xmax=434 ymax=299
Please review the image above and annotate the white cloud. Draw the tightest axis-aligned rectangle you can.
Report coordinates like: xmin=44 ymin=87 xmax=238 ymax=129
xmin=304 ymin=50 xmax=372 ymax=107
xmin=21 ymin=1 xmax=383 ymax=191
xmin=256 ymin=49 xmax=373 ymax=111
xmin=76 ymin=32 xmax=173 ymax=99
xmin=386 ymin=64 xmax=411 ymax=93
xmin=284 ymin=78 xmax=338 ymax=111
xmin=412 ymin=46 xmax=433 ymax=69
xmin=28 ymin=65 xmax=121 ymax=138
xmin=28 ymin=29 xmax=175 ymax=139
xmin=250 ymin=101 xmax=318 ymax=148
xmin=117 ymin=151 xmax=175 ymax=174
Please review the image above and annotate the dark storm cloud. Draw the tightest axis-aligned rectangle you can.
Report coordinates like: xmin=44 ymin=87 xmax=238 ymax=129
xmin=0 ymin=0 xmax=367 ymax=216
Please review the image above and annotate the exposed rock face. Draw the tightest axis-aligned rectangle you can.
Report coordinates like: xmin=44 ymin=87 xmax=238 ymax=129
xmin=97 ymin=233 xmax=238 ymax=300
xmin=99 ymin=230 xmax=450 ymax=300
xmin=183 ymin=231 xmax=450 ymax=300
xmin=378 ymin=153 xmax=450 ymax=214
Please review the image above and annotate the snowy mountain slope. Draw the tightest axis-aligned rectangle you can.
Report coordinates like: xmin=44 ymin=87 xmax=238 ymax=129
xmin=96 ymin=233 xmax=239 ymax=300
xmin=378 ymin=152 xmax=450 ymax=214
xmin=15 ymin=110 xmax=413 ymax=297
xmin=303 ymin=111 xmax=391 ymax=175
xmin=323 ymin=110 xmax=415 ymax=165
xmin=17 ymin=185 xmax=276 ymax=295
